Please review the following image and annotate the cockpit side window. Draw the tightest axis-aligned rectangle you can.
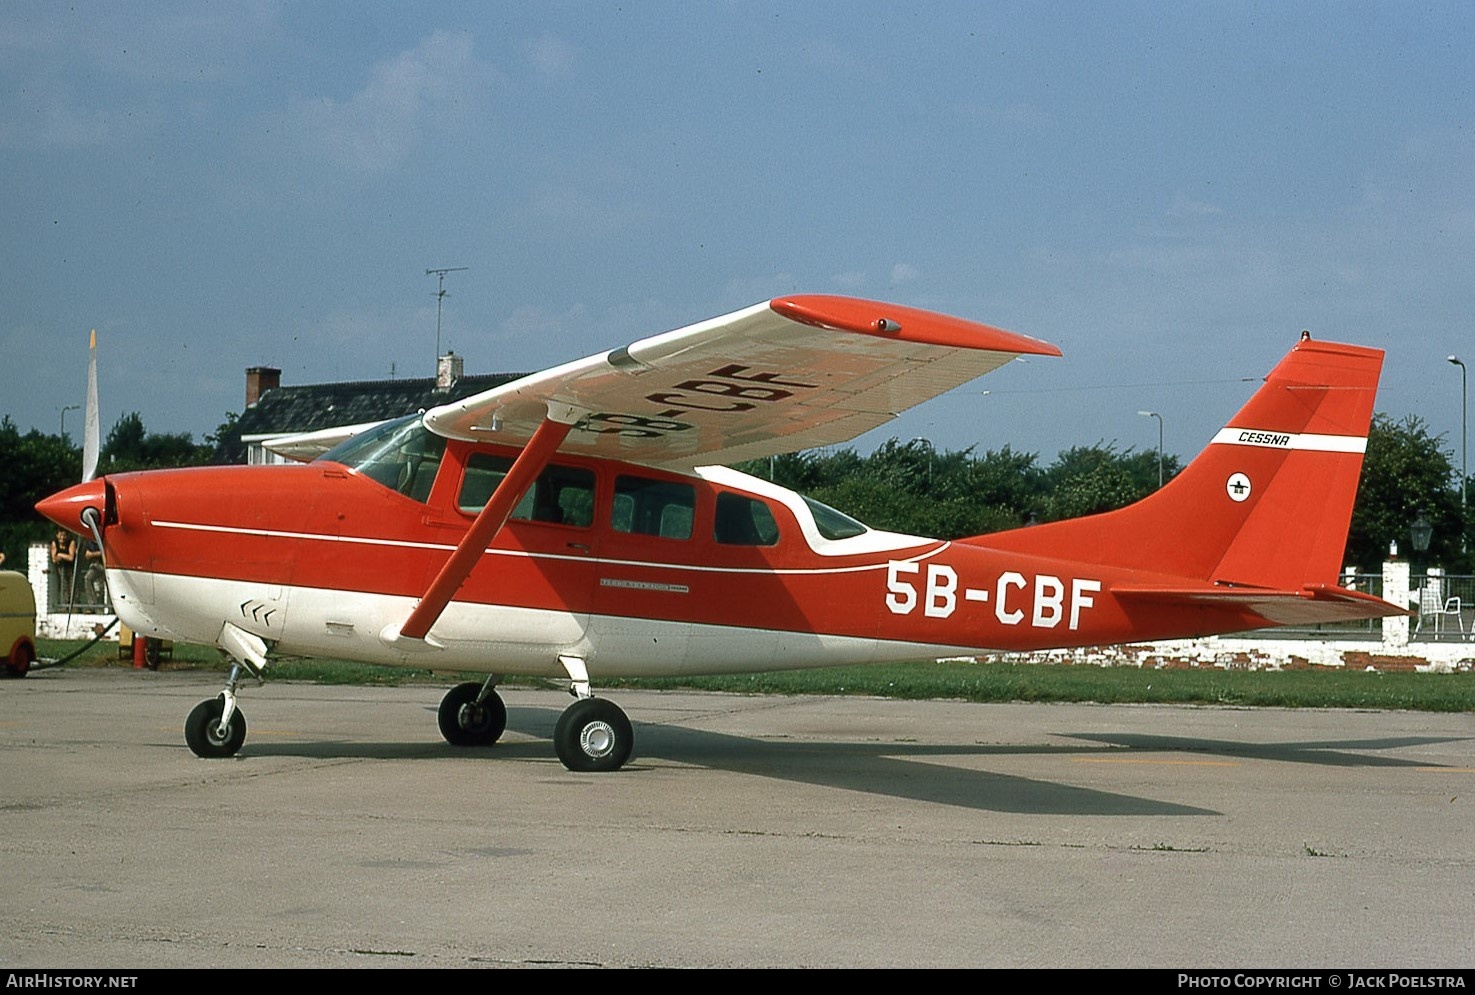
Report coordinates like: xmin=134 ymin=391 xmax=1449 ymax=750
xmin=458 ymin=454 xmax=595 ymax=527
xmin=318 ymin=415 xmax=447 ymax=503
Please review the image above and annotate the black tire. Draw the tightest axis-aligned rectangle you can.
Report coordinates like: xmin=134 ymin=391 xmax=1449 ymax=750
xmin=437 ymin=682 xmax=507 ymax=746
xmin=4 ymin=643 xmax=33 ymax=678
xmin=184 ymin=696 xmax=247 ymax=758
xmin=553 ymin=698 xmax=633 ymax=772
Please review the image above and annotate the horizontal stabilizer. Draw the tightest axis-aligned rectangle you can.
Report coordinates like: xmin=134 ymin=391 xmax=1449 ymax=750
xmin=1114 ymin=584 xmax=1407 ymax=627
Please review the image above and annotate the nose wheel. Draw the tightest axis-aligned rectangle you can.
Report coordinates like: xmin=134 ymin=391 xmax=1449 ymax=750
xmin=554 ymin=697 xmax=633 ymax=772
xmin=184 ymin=694 xmax=247 ymax=758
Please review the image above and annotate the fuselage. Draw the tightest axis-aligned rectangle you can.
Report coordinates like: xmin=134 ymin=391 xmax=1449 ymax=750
xmin=39 ymin=420 xmax=1272 ymax=678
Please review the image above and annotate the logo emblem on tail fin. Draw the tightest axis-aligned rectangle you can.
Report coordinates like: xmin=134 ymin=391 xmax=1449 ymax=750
xmin=1226 ymin=473 xmax=1252 ymax=502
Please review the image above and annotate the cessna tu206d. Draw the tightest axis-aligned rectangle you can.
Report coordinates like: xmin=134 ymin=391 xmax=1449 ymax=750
xmin=37 ymin=295 xmax=1400 ymax=771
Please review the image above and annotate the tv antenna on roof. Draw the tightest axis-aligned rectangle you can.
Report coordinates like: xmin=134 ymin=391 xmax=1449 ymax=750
xmin=426 ymin=266 xmax=468 ymax=371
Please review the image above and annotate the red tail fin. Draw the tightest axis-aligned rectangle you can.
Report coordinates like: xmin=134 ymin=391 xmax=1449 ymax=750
xmin=974 ymin=335 xmax=1384 ymax=589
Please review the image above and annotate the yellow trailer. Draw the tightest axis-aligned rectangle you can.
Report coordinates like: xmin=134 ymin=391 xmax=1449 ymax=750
xmin=0 ymin=571 xmax=36 ymax=677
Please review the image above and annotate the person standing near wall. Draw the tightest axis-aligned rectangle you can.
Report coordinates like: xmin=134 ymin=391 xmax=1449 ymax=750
xmin=49 ymin=529 xmax=76 ymax=609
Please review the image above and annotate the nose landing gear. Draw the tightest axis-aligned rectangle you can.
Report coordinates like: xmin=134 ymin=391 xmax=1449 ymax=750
xmin=184 ymin=663 xmax=250 ymax=758
xmin=184 ymin=693 xmax=247 ymax=758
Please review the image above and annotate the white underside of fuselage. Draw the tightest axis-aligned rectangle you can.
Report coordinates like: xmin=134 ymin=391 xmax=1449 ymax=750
xmin=106 ymin=567 xmax=980 ymax=678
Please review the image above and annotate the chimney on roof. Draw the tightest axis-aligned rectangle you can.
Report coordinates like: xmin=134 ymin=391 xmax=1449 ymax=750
xmin=436 ymin=351 xmax=463 ymax=390
xmin=245 ymin=366 xmax=281 ymax=407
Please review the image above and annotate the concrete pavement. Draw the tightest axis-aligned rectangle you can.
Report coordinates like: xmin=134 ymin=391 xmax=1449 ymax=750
xmin=2 ymin=668 xmax=1473 ymax=968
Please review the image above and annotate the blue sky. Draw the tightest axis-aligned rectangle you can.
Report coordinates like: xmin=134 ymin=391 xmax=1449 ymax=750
xmin=3 ymin=1 xmax=1471 ymax=470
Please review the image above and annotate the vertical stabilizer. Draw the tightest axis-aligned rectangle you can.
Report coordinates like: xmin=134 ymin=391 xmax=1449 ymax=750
xmin=974 ymin=335 xmax=1384 ymax=590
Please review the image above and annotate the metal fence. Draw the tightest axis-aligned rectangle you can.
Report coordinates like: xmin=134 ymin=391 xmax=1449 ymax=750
xmin=1412 ymin=573 xmax=1474 ymax=643
xmin=46 ymin=565 xmax=111 ymax=614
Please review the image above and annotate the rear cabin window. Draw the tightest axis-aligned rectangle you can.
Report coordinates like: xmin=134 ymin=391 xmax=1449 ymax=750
xmin=612 ymin=475 xmax=695 ymax=540
xmin=802 ymin=496 xmax=870 ymax=540
xmin=458 ymin=454 xmax=595 ymax=527
xmin=713 ymin=492 xmax=780 ymax=546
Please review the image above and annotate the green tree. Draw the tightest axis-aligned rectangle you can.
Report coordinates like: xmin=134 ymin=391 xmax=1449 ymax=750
xmin=0 ymin=418 xmax=83 ymax=566
xmin=0 ymin=412 xmax=214 ymax=566
xmin=969 ymin=446 xmax=1044 ymax=517
xmin=1039 ymin=444 xmax=1163 ymax=521
xmin=737 ymin=438 xmax=1173 ymax=540
xmin=99 ymin=412 xmax=213 ymax=473
xmin=1346 ymin=414 xmax=1465 ymax=572
xmin=206 ymin=411 xmax=242 ymax=464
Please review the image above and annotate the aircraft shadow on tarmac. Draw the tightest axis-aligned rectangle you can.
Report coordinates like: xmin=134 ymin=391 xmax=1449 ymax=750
xmin=1062 ymin=731 xmax=1468 ymax=767
xmin=237 ymin=704 xmax=1470 ymax=817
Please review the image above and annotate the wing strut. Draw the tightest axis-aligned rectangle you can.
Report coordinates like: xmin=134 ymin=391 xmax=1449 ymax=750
xmin=387 ymin=404 xmax=580 ymax=647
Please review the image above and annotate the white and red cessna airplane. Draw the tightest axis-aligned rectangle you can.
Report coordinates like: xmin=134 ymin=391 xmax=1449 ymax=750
xmin=37 ymin=295 xmax=1399 ymax=771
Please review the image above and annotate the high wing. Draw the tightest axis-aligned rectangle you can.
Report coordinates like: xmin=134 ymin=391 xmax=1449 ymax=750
xmin=423 ymin=295 xmax=1060 ymax=468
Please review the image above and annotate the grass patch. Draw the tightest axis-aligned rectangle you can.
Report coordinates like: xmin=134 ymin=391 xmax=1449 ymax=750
xmin=35 ymin=638 xmax=439 ymax=686
xmin=33 ymin=639 xmax=1475 ymax=712
xmin=604 ymin=660 xmax=1475 ymax=712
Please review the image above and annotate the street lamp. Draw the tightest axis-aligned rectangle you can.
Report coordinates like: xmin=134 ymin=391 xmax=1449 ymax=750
xmin=910 ymin=437 xmax=934 ymax=486
xmin=1450 ymin=355 xmax=1467 ymax=519
xmin=1138 ymin=410 xmax=1164 ymax=488
xmin=59 ymin=403 xmax=80 ymax=442
xmin=1410 ymin=510 xmax=1433 ymax=577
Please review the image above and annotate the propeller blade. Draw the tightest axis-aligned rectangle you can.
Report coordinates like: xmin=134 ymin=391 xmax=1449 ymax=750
xmin=82 ymin=329 xmax=100 ymax=483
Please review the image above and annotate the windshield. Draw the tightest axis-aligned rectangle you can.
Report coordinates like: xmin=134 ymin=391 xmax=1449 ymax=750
xmin=318 ymin=414 xmax=446 ymax=502
xmin=802 ymin=496 xmax=869 ymax=540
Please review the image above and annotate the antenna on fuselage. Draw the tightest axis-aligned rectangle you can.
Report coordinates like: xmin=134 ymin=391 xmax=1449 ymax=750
xmin=426 ymin=266 xmax=469 ymax=374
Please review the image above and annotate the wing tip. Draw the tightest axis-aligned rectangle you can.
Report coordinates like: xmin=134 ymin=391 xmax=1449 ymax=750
xmin=770 ymin=294 xmax=1061 ymax=357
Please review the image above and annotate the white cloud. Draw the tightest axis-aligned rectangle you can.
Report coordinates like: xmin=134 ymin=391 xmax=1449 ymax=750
xmin=523 ymin=34 xmax=576 ymax=79
xmin=0 ymin=84 xmax=114 ymax=150
xmin=0 ymin=5 xmax=279 ymax=152
xmin=495 ymin=303 xmax=592 ymax=345
xmin=890 ymin=262 xmax=920 ymax=284
xmin=522 ymin=181 xmax=653 ymax=238
xmin=0 ymin=4 xmax=276 ymax=84
xmin=1166 ymin=195 xmax=1224 ymax=219
xmin=723 ymin=274 xmax=799 ymax=304
xmin=268 ymin=31 xmax=486 ymax=175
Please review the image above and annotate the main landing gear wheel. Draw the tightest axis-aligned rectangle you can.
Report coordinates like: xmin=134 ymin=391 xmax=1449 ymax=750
xmin=554 ymin=698 xmax=633 ymax=773
xmin=184 ymin=695 xmax=247 ymax=758
xmin=437 ymin=682 xmax=507 ymax=746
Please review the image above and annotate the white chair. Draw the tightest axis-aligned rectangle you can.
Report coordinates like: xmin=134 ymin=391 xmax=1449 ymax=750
xmin=1416 ymin=588 xmax=1465 ymax=638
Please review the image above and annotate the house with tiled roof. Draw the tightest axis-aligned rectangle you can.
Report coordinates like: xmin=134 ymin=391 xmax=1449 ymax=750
xmin=216 ymin=354 xmax=526 ymax=465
